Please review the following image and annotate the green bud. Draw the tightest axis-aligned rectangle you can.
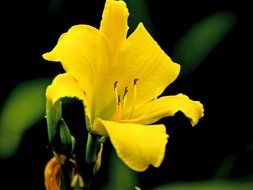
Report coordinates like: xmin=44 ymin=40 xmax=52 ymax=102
xmin=98 ymin=136 xmax=108 ymax=143
xmin=85 ymin=133 xmax=99 ymax=164
xmin=59 ymin=119 xmax=75 ymax=154
xmin=46 ymin=100 xmax=75 ymax=155
xmin=71 ymin=174 xmax=85 ymax=189
xmin=46 ymin=100 xmax=62 ymax=143
xmin=93 ymin=143 xmax=103 ymax=175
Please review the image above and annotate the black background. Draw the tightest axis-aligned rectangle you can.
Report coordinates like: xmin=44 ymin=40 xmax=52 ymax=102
xmin=0 ymin=0 xmax=246 ymax=189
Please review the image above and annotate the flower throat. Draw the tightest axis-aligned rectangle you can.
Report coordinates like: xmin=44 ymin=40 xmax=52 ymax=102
xmin=114 ymin=78 xmax=139 ymax=121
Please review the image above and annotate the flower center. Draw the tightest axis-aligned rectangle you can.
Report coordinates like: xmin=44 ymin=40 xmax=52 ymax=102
xmin=113 ymin=78 xmax=139 ymax=121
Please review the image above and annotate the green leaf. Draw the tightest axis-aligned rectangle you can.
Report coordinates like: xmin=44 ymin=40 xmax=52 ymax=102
xmin=153 ymin=179 xmax=253 ymax=190
xmin=104 ymin=150 xmax=139 ymax=190
xmin=0 ymin=78 xmax=51 ymax=158
xmin=125 ymin=0 xmax=153 ymax=33
xmin=214 ymin=153 xmax=237 ymax=178
xmin=173 ymin=11 xmax=236 ymax=76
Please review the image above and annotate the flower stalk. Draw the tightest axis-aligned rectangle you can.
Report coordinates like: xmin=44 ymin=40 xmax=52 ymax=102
xmin=85 ymin=133 xmax=100 ymax=164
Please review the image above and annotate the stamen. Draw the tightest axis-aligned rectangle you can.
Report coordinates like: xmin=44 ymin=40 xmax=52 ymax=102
xmin=129 ymin=78 xmax=139 ymax=119
xmin=114 ymin=81 xmax=118 ymax=90
xmin=116 ymin=95 xmax=122 ymax=121
xmin=114 ymin=81 xmax=119 ymax=105
xmin=121 ymin=88 xmax=160 ymax=123
xmin=134 ymin=78 xmax=139 ymax=85
xmin=114 ymin=81 xmax=119 ymax=120
xmin=117 ymin=95 xmax=121 ymax=105
xmin=122 ymin=87 xmax=128 ymax=112
xmin=114 ymin=81 xmax=122 ymax=121
xmin=123 ymin=87 xmax=128 ymax=99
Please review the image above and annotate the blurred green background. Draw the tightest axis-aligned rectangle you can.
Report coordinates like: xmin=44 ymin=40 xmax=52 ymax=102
xmin=0 ymin=0 xmax=247 ymax=190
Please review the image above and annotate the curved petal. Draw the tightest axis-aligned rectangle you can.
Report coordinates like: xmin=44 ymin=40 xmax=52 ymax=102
xmin=46 ymin=73 xmax=92 ymax=128
xmin=108 ymin=23 xmax=180 ymax=113
xmin=43 ymin=25 xmax=109 ymax=107
xmin=122 ymin=93 xmax=204 ymax=126
xmin=46 ymin=73 xmax=85 ymax=104
xmin=100 ymin=0 xmax=129 ymax=55
xmin=93 ymin=118 xmax=168 ymax=172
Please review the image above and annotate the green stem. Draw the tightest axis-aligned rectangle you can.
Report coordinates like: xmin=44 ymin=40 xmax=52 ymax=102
xmin=85 ymin=133 xmax=99 ymax=164
xmin=85 ymin=133 xmax=100 ymax=189
xmin=60 ymin=163 xmax=72 ymax=190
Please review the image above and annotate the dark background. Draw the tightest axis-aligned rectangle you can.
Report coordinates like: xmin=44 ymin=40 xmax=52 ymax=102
xmin=0 ymin=0 xmax=246 ymax=189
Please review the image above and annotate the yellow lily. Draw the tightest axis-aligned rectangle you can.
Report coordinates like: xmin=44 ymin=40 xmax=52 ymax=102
xmin=43 ymin=0 xmax=204 ymax=172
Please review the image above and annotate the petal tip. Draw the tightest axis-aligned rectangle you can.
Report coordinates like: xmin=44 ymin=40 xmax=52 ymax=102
xmin=190 ymin=100 xmax=204 ymax=127
xmin=45 ymin=85 xmax=57 ymax=105
xmin=42 ymin=52 xmax=55 ymax=61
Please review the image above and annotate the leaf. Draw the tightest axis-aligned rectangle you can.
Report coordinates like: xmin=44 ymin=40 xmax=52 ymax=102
xmin=104 ymin=150 xmax=139 ymax=190
xmin=214 ymin=153 xmax=237 ymax=178
xmin=0 ymin=78 xmax=51 ymax=158
xmin=153 ymin=179 xmax=253 ymax=190
xmin=173 ymin=11 xmax=236 ymax=76
xmin=125 ymin=0 xmax=153 ymax=33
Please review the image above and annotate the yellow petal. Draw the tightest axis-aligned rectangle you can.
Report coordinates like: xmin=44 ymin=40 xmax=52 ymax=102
xmin=123 ymin=93 xmax=204 ymax=126
xmin=46 ymin=73 xmax=92 ymax=128
xmin=46 ymin=73 xmax=85 ymax=105
xmin=93 ymin=118 xmax=168 ymax=172
xmin=108 ymin=23 xmax=180 ymax=110
xmin=43 ymin=25 xmax=109 ymax=107
xmin=100 ymin=0 xmax=129 ymax=54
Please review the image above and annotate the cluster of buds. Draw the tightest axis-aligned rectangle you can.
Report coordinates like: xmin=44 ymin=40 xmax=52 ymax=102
xmin=44 ymin=100 xmax=102 ymax=190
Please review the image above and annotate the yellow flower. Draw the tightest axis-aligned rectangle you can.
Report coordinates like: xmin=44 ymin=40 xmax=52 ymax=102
xmin=43 ymin=0 xmax=204 ymax=171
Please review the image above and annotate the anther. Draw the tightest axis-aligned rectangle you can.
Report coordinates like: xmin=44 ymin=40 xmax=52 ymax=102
xmin=114 ymin=81 xmax=119 ymax=105
xmin=116 ymin=95 xmax=122 ymax=120
xmin=122 ymin=87 xmax=128 ymax=111
xmin=114 ymin=81 xmax=118 ymax=89
xmin=134 ymin=78 xmax=139 ymax=85
xmin=114 ymin=81 xmax=122 ymax=121
xmin=129 ymin=78 xmax=139 ymax=119
xmin=117 ymin=95 xmax=121 ymax=105
xmin=123 ymin=87 xmax=128 ymax=99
